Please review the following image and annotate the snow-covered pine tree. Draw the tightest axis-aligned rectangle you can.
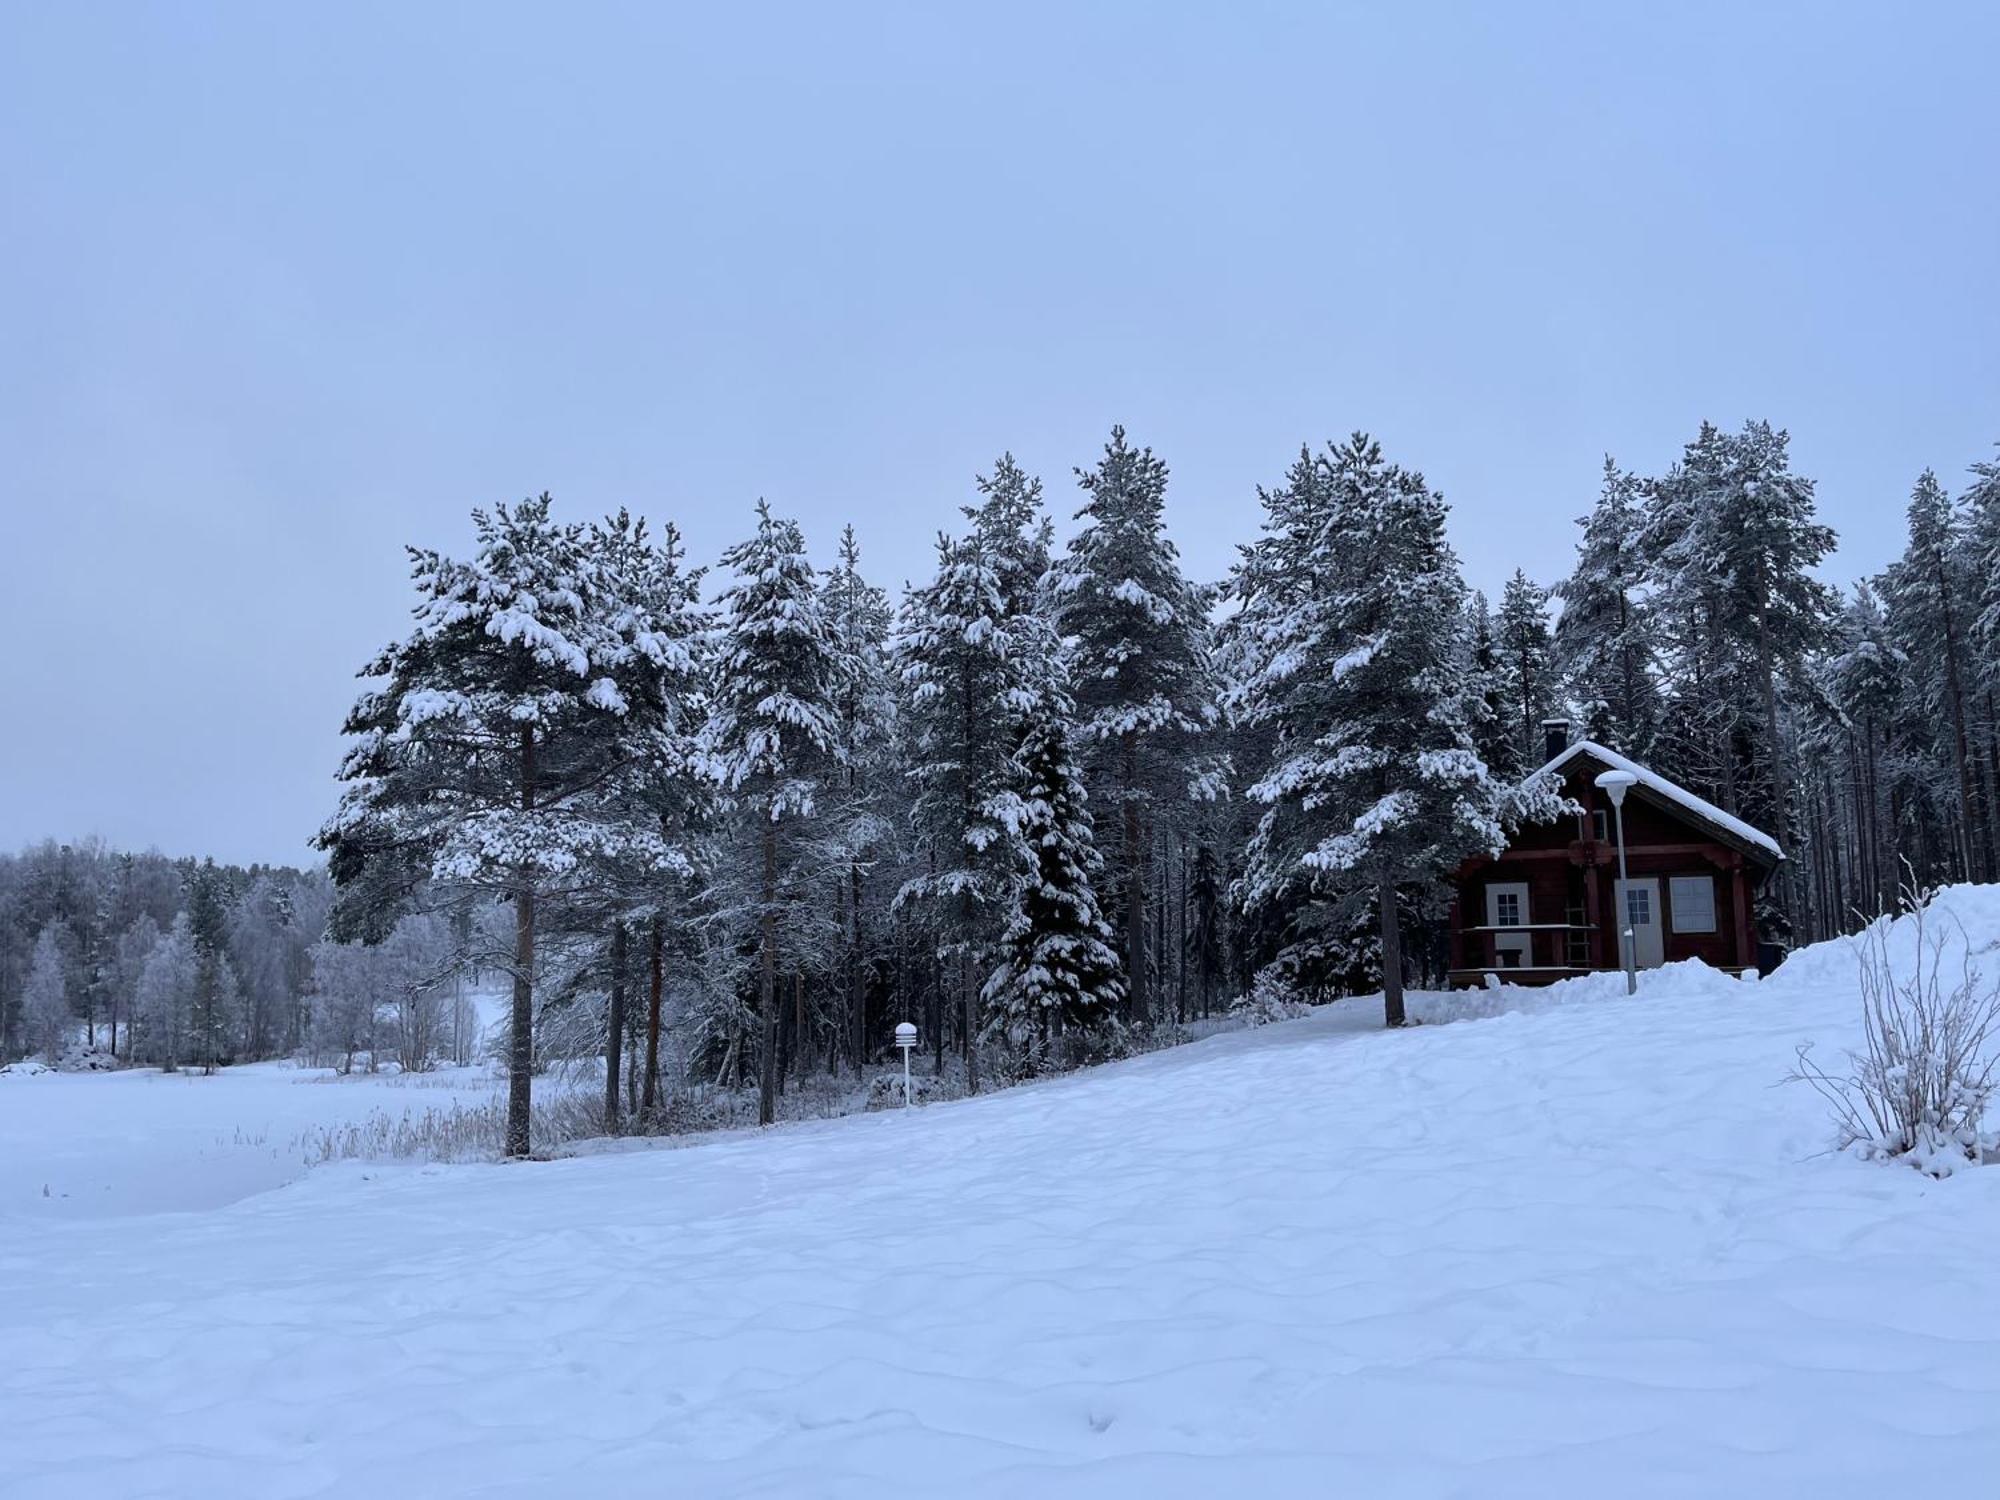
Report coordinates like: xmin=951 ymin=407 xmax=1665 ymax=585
xmin=1879 ymin=470 xmax=1987 ymax=882
xmin=22 ymin=921 xmax=71 ymax=1063
xmin=1495 ymin=569 xmax=1557 ymax=771
xmin=965 ymin=453 xmax=1054 ymax=617
xmin=982 ymin=655 xmax=1124 ymax=1072
xmin=319 ymin=493 xmax=656 ymax=1154
xmin=1238 ymin=434 xmax=1551 ymax=1026
xmin=1553 ymin=457 xmax=1658 ymax=756
xmin=821 ymin=524 xmax=898 ymax=1075
xmin=1463 ymin=592 xmax=1519 ymax=781
xmin=1962 ymin=444 xmax=2000 ymax=867
xmin=893 ymin=528 xmax=1026 ymax=1094
xmin=1819 ymin=583 xmax=1905 ymax=915
xmin=700 ymin=501 xmax=843 ymax=1125
xmin=1647 ymin=421 xmax=1836 ymax=924
xmin=1052 ymin=428 xmax=1224 ymax=1024
xmin=571 ymin=508 xmax=711 ymax=1129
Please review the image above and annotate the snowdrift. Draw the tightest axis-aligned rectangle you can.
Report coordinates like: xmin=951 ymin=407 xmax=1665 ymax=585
xmin=4 ymin=888 xmax=2000 ymax=1498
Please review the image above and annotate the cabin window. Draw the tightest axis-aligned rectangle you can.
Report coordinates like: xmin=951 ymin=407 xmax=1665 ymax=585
xmin=1488 ymin=886 xmax=1526 ymax=926
xmin=1592 ymin=809 xmax=1609 ymax=842
xmin=1624 ymin=884 xmax=1652 ymax=928
xmin=1669 ymin=876 xmax=1717 ymax=934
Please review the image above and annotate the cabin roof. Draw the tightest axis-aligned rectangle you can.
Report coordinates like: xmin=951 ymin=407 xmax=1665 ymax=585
xmin=1530 ymin=739 xmax=1786 ymax=866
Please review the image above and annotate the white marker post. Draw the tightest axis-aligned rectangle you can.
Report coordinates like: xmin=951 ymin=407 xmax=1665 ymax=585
xmin=893 ymin=1021 xmax=918 ymax=1108
xmin=1594 ymin=768 xmax=1641 ymax=996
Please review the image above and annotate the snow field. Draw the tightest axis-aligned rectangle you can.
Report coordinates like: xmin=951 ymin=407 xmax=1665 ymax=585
xmin=4 ymin=889 xmax=2000 ymax=1497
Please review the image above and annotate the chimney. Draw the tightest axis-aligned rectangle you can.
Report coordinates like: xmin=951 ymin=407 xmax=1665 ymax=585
xmin=1541 ymin=717 xmax=1571 ymax=764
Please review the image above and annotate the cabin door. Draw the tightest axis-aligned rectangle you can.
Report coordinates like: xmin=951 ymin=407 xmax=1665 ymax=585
xmin=1614 ymin=877 xmax=1665 ymax=969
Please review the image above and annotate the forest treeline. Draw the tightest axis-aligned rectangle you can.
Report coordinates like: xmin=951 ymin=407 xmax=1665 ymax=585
xmin=5 ymin=422 xmax=1996 ymax=1155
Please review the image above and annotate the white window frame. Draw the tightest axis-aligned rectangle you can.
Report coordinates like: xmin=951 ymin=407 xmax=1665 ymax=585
xmin=1669 ymin=875 xmax=1717 ymax=934
xmin=1486 ymin=882 xmax=1529 ymax=927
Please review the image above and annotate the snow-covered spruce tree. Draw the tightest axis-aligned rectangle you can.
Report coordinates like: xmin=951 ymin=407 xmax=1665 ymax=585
xmin=894 ymin=528 xmax=1029 ymax=1094
xmin=821 ymin=525 xmax=899 ymax=1075
xmin=1052 ymin=428 xmax=1224 ymax=1024
xmin=1237 ymin=434 xmax=1556 ymax=1026
xmin=1553 ymin=457 xmax=1658 ymax=756
xmin=1495 ymin=569 xmax=1557 ymax=770
xmin=700 ymin=502 xmax=843 ymax=1126
xmin=183 ymin=859 xmax=238 ymax=1074
xmin=1879 ymin=470 xmax=1986 ymax=882
xmin=982 ymin=654 xmax=1124 ymax=1072
xmin=22 ymin=921 xmax=72 ymax=1063
xmin=319 ymin=494 xmax=664 ymax=1156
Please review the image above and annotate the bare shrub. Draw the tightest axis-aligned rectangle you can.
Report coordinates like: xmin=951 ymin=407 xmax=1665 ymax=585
xmin=1791 ymin=896 xmax=2000 ymax=1177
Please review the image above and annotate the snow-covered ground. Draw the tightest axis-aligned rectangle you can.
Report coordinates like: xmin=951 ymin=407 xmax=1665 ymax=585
xmin=0 ymin=1059 xmax=510 ymax=1218
xmin=5 ymin=890 xmax=2000 ymax=1498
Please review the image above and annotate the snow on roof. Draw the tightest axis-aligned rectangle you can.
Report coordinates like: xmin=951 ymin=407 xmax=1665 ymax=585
xmin=1531 ymin=739 xmax=1785 ymax=862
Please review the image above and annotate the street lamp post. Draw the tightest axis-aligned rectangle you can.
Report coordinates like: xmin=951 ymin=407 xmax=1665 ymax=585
xmin=893 ymin=1021 xmax=918 ymax=1107
xmin=1594 ymin=769 xmax=1640 ymax=996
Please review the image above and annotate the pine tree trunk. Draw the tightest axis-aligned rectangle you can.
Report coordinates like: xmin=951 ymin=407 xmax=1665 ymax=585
xmin=1121 ymin=732 xmax=1147 ymax=1025
xmin=642 ymin=913 xmax=663 ymax=1114
xmin=849 ymin=862 xmax=866 ymax=1076
xmin=1983 ymin=696 xmax=2000 ymax=878
xmin=758 ymin=821 xmax=779 ymax=1126
xmin=603 ymin=920 xmax=627 ymax=1133
xmin=1378 ymin=879 xmax=1407 ymax=1028
xmin=1754 ymin=594 xmax=1795 ymax=921
xmin=793 ymin=970 xmax=807 ymax=1080
xmin=960 ymin=950 xmax=980 ymax=1094
xmin=505 ymin=724 xmax=538 ymax=1158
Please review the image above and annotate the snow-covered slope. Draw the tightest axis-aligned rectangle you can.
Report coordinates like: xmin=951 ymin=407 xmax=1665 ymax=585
xmin=5 ymin=890 xmax=2000 ymax=1498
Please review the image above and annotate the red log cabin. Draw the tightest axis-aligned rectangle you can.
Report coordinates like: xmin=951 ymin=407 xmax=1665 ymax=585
xmin=1448 ymin=721 xmax=1784 ymax=987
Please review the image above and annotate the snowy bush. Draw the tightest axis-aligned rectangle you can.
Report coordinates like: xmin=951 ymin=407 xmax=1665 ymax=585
xmin=1231 ymin=967 xmax=1310 ymax=1027
xmin=1790 ymin=897 xmax=2000 ymax=1177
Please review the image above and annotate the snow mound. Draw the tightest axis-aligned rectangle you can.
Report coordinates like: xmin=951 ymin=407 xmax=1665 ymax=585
xmin=5 ymin=893 xmax=2000 ymax=1496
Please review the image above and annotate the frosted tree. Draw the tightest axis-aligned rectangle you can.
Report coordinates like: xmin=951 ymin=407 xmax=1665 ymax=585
xmin=700 ymin=502 xmax=843 ymax=1125
xmin=1963 ymin=445 xmax=2000 ymax=866
xmin=574 ymin=509 xmax=711 ymax=1127
xmin=1495 ymin=570 xmax=1556 ymax=769
xmin=982 ymin=659 xmax=1124 ymax=1072
xmin=111 ymin=913 xmax=161 ymax=1061
xmin=1238 ymin=435 xmax=1546 ymax=1025
xmin=183 ymin=859 xmax=237 ymax=1074
xmin=1052 ymin=427 xmax=1224 ymax=1023
xmin=319 ymin=494 xmax=666 ymax=1154
xmin=820 ymin=525 xmax=898 ymax=1074
xmin=1463 ymin=592 xmax=1519 ymax=780
xmin=22 ymin=921 xmax=72 ymax=1063
xmin=1553 ymin=458 xmax=1658 ymax=755
xmin=134 ymin=913 xmax=198 ymax=1071
xmin=308 ymin=935 xmax=382 ymax=1073
xmin=1879 ymin=470 xmax=1986 ymax=881
xmin=965 ymin=452 xmax=1054 ymax=616
xmin=1648 ymin=421 xmax=1836 ymax=919
xmin=894 ymin=528 xmax=1028 ymax=1093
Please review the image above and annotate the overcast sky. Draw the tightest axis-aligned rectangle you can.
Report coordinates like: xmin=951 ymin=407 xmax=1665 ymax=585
xmin=3 ymin=2 xmax=1995 ymax=867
